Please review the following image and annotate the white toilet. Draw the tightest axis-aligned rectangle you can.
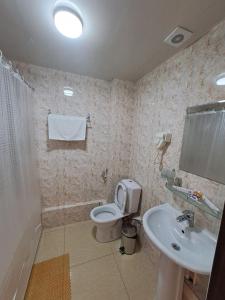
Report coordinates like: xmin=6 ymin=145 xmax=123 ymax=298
xmin=90 ymin=179 xmax=141 ymax=242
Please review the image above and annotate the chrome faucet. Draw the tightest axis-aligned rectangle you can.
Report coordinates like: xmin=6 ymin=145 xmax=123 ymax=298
xmin=176 ymin=210 xmax=195 ymax=228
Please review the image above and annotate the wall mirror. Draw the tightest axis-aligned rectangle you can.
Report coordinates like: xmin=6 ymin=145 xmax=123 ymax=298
xmin=179 ymin=102 xmax=225 ymax=185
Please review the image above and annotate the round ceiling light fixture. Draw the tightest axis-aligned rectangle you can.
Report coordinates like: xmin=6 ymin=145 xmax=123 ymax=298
xmin=53 ymin=1 xmax=83 ymax=38
xmin=215 ymin=73 xmax=225 ymax=86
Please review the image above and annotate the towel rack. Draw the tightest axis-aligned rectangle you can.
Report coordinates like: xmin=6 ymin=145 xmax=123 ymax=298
xmin=48 ymin=109 xmax=92 ymax=128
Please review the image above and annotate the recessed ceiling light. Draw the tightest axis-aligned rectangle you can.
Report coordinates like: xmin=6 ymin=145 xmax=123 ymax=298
xmin=54 ymin=7 xmax=83 ymax=38
xmin=64 ymin=87 xmax=74 ymax=96
xmin=215 ymin=74 xmax=225 ymax=86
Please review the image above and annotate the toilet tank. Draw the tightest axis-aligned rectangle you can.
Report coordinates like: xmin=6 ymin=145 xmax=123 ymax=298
xmin=121 ymin=179 xmax=141 ymax=214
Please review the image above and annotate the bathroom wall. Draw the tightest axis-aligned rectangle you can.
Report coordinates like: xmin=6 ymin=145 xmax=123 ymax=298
xmin=130 ymin=19 xmax=225 ymax=236
xmin=17 ymin=63 xmax=134 ymax=227
xmin=108 ymin=79 xmax=135 ymax=194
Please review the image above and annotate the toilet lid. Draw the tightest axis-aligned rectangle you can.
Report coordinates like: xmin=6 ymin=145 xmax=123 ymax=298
xmin=114 ymin=182 xmax=127 ymax=214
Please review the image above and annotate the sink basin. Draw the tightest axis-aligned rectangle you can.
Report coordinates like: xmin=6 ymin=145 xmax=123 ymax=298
xmin=143 ymin=203 xmax=216 ymax=274
xmin=143 ymin=203 xmax=217 ymax=300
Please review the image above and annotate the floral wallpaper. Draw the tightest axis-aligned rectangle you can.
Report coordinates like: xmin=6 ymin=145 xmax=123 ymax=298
xmin=107 ymin=79 xmax=135 ymax=197
xmin=17 ymin=64 xmax=134 ymax=227
xmin=130 ymin=19 xmax=225 ymax=236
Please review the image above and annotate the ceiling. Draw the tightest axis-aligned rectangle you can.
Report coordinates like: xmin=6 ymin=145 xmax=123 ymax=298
xmin=0 ymin=0 xmax=225 ymax=81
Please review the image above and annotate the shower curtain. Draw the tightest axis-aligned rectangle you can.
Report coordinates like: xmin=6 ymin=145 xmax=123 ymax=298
xmin=0 ymin=63 xmax=41 ymax=299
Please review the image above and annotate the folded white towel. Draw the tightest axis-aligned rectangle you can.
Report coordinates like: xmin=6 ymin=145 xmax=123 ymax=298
xmin=48 ymin=114 xmax=86 ymax=141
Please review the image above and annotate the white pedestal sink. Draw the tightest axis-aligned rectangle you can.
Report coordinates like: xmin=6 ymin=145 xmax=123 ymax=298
xmin=143 ymin=203 xmax=217 ymax=300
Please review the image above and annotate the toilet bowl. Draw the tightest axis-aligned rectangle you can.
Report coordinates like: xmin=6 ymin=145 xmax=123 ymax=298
xmin=90 ymin=179 xmax=141 ymax=243
xmin=90 ymin=203 xmax=123 ymax=242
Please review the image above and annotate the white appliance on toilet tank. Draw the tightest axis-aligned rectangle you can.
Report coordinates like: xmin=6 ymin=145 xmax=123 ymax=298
xmin=90 ymin=179 xmax=141 ymax=243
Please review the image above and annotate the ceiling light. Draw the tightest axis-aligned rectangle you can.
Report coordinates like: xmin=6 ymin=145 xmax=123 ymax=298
xmin=215 ymin=74 xmax=225 ymax=86
xmin=64 ymin=87 xmax=74 ymax=96
xmin=54 ymin=8 xmax=83 ymax=38
xmin=218 ymin=100 xmax=225 ymax=103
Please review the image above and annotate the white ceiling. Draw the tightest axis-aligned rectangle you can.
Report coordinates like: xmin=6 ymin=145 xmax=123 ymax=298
xmin=0 ymin=0 xmax=225 ymax=81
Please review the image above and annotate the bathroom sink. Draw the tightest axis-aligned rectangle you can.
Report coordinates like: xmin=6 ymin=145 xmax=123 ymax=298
xmin=143 ymin=203 xmax=216 ymax=274
xmin=143 ymin=203 xmax=217 ymax=300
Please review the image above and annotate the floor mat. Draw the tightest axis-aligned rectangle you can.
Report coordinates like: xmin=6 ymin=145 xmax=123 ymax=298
xmin=25 ymin=254 xmax=71 ymax=300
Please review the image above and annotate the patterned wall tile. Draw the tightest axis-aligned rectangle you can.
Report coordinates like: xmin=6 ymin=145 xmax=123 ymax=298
xmin=129 ymin=20 xmax=225 ymax=235
xmin=17 ymin=64 xmax=134 ymax=226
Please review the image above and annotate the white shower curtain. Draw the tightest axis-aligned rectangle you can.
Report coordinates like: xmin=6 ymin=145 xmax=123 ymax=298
xmin=0 ymin=63 xmax=41 ymax=299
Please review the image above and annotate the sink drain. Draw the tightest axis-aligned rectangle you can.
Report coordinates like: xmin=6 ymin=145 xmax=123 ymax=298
xmin=171 ymin=243 xmax=180 ymax=251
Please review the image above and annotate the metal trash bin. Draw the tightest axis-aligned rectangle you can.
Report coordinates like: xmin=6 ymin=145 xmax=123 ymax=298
xmin=120 ymin=223 xmax=137 ymax=255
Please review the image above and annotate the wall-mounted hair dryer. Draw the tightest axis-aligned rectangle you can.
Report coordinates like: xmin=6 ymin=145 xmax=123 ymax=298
xmin=155 ymin=132 xmax=172 ymax=150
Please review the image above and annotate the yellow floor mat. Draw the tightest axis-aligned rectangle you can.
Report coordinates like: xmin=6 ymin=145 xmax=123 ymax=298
xmin=25 ymin=254 xmax=71 ymax=300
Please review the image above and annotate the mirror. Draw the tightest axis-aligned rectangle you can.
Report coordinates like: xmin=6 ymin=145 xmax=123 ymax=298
xmin=179 ymin=102 xmax=225 ymax=185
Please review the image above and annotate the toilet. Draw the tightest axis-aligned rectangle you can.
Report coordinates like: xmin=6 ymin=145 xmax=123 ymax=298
xmin=90 ymin=179 xmax=141 ymax=242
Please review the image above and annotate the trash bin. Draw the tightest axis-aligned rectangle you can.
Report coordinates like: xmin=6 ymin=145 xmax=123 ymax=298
xmin=120 ymin=223 xmax=137 ymax=255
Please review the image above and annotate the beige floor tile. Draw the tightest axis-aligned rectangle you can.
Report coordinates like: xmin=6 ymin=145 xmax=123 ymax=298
xmin=34 ymin=221 xmax=157 ymax=300
xmin=65 ymin=221 xmax=112 ymax=266
xmin=35 ymin=226 xmax=65 ymax=263
xmin=109 ymin=238 xmax=122 ymax=252
xmin=113 ymin=249 xmax=157 ymax=300
xmin=70 ymin=255 xmax=129 ymax=300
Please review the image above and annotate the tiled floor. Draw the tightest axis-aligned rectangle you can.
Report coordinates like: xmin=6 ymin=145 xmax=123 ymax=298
xmin=35 ymin=221 xmax=157 ymax=300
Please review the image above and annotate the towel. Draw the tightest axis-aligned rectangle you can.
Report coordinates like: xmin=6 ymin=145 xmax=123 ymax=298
xmin=48 ymin=114 xmax=86 ymax=141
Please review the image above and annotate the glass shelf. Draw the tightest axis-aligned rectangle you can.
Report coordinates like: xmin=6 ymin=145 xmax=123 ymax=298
xmin=166 ymin=184 xmax=222 ymax=220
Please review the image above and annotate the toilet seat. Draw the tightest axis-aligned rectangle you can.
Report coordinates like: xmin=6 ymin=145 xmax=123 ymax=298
xmin=90 ymin=203 xmax=123 ymax=224
xmin=90 ymin=182 xmax=127 ymax=224
xmin=114 ymin=182 xmax=127 ymax=214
